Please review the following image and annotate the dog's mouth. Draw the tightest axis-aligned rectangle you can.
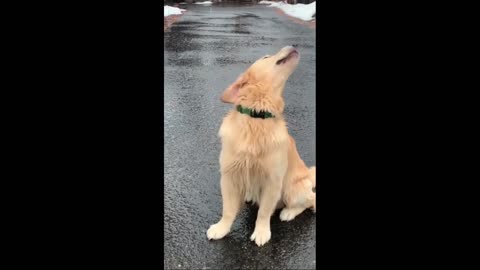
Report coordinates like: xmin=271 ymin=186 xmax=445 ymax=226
xmin=276 ymin=49 xmax=299 ymax=65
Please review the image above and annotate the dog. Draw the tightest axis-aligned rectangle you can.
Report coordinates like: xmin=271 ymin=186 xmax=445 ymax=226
xmin=206 ymin=46 xmax=316 ymax=247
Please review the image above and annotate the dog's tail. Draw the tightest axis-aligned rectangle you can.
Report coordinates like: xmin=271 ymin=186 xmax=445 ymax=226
xmin=308 ymin=166 xmax=316 ymax=189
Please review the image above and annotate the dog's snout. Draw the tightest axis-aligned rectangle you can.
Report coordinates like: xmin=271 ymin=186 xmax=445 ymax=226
xmin=292 ymin=44 xmax=298 ymax=47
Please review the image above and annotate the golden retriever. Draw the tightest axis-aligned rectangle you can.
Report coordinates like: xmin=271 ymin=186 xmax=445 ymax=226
xmin=207 ymin=46 xmax=316 ymax=247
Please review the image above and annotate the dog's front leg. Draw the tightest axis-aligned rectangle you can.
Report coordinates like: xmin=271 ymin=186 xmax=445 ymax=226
xmin=207 ymin=174 xmax=242 ymax=240
xmin=250 ymin=177 xmax=282 ymax=247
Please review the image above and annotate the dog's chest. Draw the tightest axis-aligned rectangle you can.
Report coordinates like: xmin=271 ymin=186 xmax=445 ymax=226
xmin=219 ymin=114 xmax=288 ymax=153
xmin=218 ymin=112 xmax=288 ymax=175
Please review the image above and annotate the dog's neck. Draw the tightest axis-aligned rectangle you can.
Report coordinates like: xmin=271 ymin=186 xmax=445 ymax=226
xmin=236 ymin=87 xmax=285 ymax=118
xmin=236 ymin=105 xmax=275 ymax=119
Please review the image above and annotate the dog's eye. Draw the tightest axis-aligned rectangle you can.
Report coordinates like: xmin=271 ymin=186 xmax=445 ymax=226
xmin=262 ymin=55 xmax=271 ymax=59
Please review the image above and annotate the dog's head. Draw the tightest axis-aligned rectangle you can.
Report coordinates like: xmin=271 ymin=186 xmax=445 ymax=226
xmin=220 ymin=46 xmax=300 ymax=108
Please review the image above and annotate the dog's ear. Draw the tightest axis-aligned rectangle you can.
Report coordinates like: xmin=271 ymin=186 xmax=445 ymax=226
xmin=220 ymin=73 xmax=248 ymax=104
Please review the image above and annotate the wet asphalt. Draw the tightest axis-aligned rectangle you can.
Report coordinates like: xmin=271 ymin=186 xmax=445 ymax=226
xmin=164 ymin=3 xmax=316 ymax=269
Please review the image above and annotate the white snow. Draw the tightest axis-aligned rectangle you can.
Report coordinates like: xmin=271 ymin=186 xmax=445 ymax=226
xmin=260 ymin=1 xmax=316 ymax=21
xmin=164 ymin=5 xmax=186 ymax=17
xmin=259 ymin=1 xmax=277 ymax=4
xmin=194 ymin=1 xmax=213 ymax=5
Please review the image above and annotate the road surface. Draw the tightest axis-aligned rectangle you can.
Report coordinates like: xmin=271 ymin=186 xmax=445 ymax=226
xmin=164 ymin=3 xmax=316 ymax=269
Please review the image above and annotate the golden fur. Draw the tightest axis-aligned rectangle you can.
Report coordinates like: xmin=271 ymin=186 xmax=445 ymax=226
xmin=207 ymin=46 xmax=316 ymax=247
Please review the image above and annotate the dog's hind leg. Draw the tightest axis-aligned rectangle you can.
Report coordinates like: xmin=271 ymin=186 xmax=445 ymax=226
xmin=280 ymin=192 xmax=315 ymax=221
xmin=308 ymin=166 xmax=316 ymax=189
xmin=280 ymin=178 xmax=316 ymax=222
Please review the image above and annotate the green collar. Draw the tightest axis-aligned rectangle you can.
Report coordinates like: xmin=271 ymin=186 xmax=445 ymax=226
xmin=236 ymin=105 xmax=275 ymax=119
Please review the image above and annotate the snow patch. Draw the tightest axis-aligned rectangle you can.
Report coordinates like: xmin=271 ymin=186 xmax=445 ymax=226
xmin=261 ymin=1 xmax=316 ymax=21
xmin=258 ymin=1 xmax=278 ymax=4
xmin=194 ymin=1 xmax=213 ymax=5
xmin=164 ymin=5 xmax=186 ymax=17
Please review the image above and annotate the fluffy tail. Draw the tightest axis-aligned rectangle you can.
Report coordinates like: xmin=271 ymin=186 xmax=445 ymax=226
xmin=308 ymin=166 xmax=316 ymax=189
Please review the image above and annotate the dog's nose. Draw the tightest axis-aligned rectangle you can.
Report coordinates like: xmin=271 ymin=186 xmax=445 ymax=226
xmin=292 ymin=44 xmax=298 ymax=47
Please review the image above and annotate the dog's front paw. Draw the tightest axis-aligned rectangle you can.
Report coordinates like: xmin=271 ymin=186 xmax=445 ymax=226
xmin=250 ymin=226 xmax=271 ymax=247
xmin=207 ymin=222 xmax=230 ymax=240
